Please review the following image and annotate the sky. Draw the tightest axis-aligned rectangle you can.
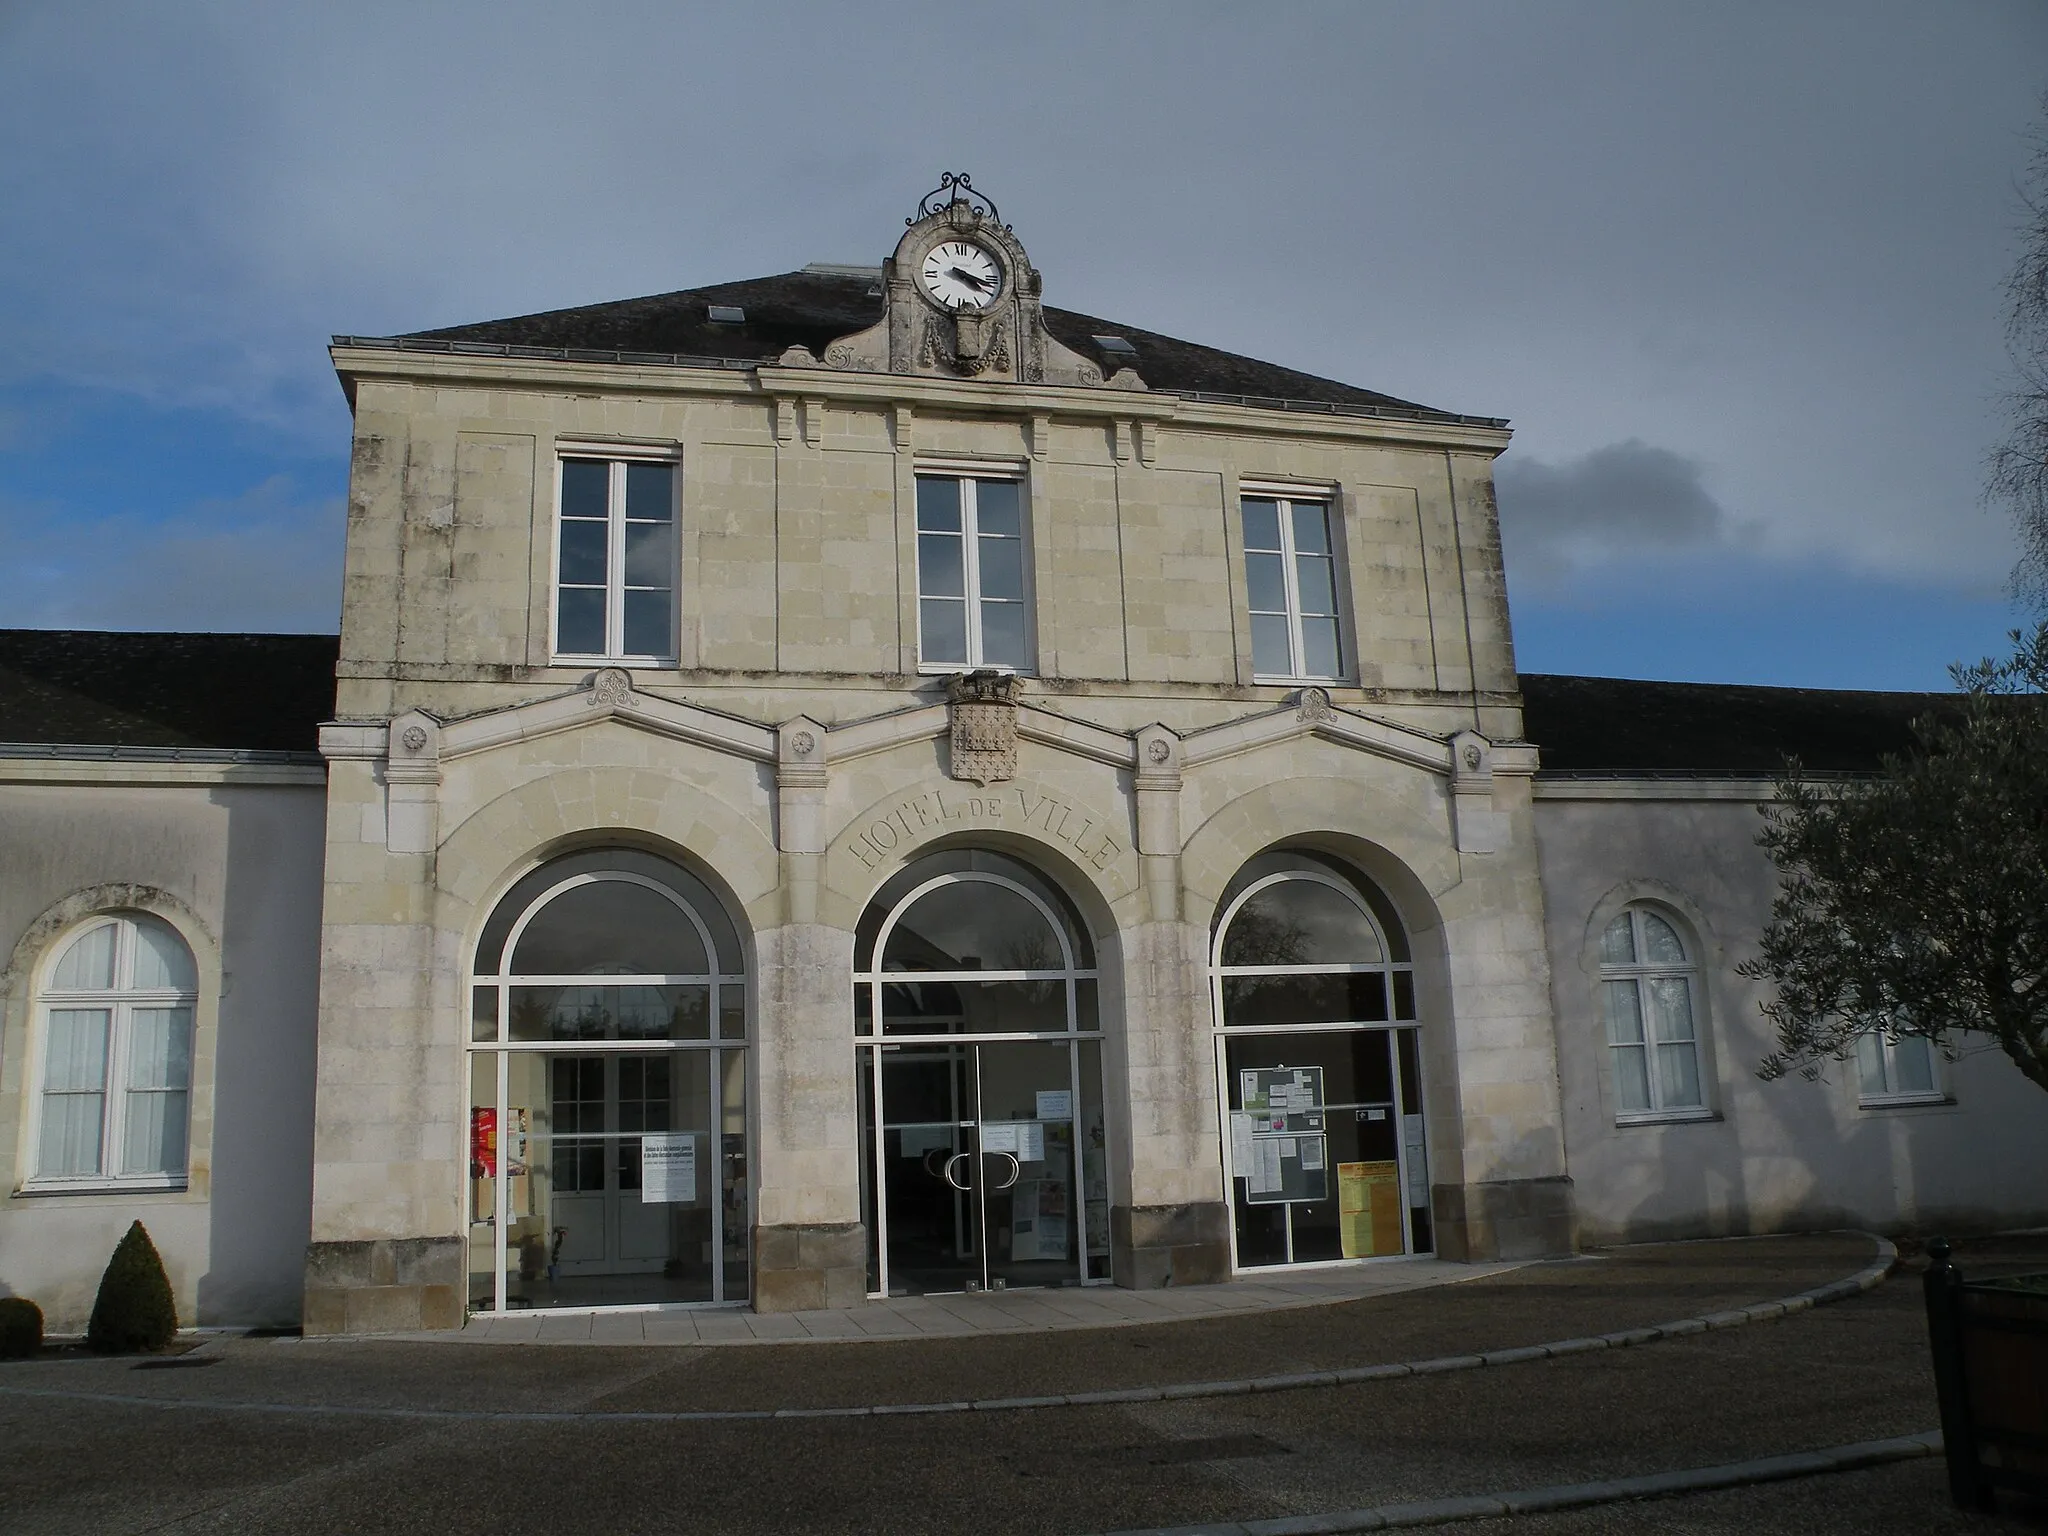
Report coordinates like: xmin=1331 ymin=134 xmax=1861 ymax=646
xmin=1 ymin=1 xmax=2043 ymax=690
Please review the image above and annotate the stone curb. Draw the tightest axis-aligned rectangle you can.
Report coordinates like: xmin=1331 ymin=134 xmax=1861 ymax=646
xmin=0 ymin=1234 xmax=1896 ymax=1424
xmin=1088 ymin=1428 xmax=1942 ymax=1535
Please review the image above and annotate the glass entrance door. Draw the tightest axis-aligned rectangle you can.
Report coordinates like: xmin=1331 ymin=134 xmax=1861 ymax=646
xmin=870 ymin=1039 xmax=1083 ymax=1295
xmin=854 ymin=854 xmax=1111 ymax=1297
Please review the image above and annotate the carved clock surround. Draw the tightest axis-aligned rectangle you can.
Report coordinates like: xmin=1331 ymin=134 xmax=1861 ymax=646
xmin=807 ymin=173 xmax=1139 ymax=391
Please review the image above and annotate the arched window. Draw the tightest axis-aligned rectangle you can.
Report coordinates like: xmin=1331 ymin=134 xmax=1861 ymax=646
xmin=853 ymin=850 xmax=1107 ymax=1297
xmin=33 ymin=914 xmax=196 ymax=1188
xmin=467 ymin=850 xmax=747 ymax=1314
xmin=1598 ymin=905 xmax=1708 ymax=1120
xmin=1211 ymin=852 xmax=1428 ymax=1268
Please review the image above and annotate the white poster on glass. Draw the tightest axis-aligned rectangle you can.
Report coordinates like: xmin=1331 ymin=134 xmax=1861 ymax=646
xmin=641 ymin=1132 xmax=697 ymax=1203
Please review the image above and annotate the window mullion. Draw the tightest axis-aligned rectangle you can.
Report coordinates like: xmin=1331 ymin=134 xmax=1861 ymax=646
xmin=1278 ymin=499 xmax=1306 ymax=677
xmin=961 ymin=479 xmax=984 ymax=665
xmin=607 ymin=462 xmax=627 ymax=658
xmin=106 ymin=921 xmax=136 ymax=1174
xmin=103 ymin=999 xmax=128 ymax=1177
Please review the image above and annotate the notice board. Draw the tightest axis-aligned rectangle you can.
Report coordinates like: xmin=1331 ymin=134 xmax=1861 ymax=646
xmin=1237 ymin=1066 xmax=1329 ymax=1205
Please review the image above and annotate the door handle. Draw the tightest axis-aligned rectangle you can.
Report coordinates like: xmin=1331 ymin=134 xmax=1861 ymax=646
xmin=942 ymin=1152 xmax=972 ymax=1191
xmin=985 ymin=1150 xmax=1021 ymax=1190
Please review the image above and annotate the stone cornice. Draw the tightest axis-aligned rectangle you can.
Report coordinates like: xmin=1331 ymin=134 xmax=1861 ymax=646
xmin=1531 ymin=776 xmax=1774 ymax=802
xmin=330 ymin=346 xmax=1512 ymax=455
xmin=0 ymin=750 xmax=325 ymax=788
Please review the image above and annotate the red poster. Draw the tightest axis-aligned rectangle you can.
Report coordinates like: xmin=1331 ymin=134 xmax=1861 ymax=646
xmin=470 ymin=1106 xmax=497 ymax=1178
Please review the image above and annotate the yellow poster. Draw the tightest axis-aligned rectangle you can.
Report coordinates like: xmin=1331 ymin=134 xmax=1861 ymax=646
xmin=1338 ymin=1160 xmax=1403 ymax=1257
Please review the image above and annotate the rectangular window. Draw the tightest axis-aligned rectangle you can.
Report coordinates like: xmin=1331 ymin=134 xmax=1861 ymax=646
xmin=555 ymin=455 xmax=677 ymax=662
xmin=1856 ymin=1029 xmax=1943 ymax=1106
xmin=916 ymin=473 xmax=1029 ymax=671
xmin=1242 ymin=495 xmax=1342 ymax=680
xmin=1604 ymin=976 xmax=1704 ymax=1116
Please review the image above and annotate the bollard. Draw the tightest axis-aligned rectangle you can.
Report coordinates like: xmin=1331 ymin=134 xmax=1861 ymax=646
xmin=1923 ymin=1237 xmax=1993 ymax=1511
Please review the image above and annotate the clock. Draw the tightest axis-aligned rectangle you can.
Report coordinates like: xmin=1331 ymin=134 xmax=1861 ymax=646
xmin=918 ymin=240 xmax=1003 ymax=312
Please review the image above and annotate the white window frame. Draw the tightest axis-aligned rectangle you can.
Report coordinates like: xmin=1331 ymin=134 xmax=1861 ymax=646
xmin=1598 ymin=904 xmax=1713 ymax=1125
xmin=1208 ymin=867 xmax=1429 ymax=1272
xmin=466 ymin=865 xmax=750 ymax=1314
xmin=1240 ymin=487 xmax=1344 ymax=683
xmin=1855 ymin=1027 xmax=1947 ymax=1108
xmin=855 ymin=863 xmax=1108 ymax=1297
xmin=26 ymin=915 xmax=197 ymax=1193
xmin=550 ymin=446 xmax=680 ymax=665
xmin=913 ymin=463 xmax=1033 ymax=674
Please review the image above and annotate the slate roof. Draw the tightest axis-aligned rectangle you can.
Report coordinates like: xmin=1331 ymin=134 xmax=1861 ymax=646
xmin=0 ymin=631 xmax=337 ymax=755
xmin=356 ymin=270 xmax=1502 ymax=427
xmin=1519 ymin=673 xmax=1963 ymax=776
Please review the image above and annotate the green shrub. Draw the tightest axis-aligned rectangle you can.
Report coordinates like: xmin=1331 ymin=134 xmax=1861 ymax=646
xmin=86 ymin=1221 xmax=177 ymax=1353
xmin=0 ymin=1297 xmax=42 ymax=1359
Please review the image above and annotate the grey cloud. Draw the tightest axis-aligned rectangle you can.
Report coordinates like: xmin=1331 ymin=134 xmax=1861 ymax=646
xmin=0 ymin=3 xmax=2041 ymax=587
xmin=1494 ymin=439 xmax=1743 ymax=584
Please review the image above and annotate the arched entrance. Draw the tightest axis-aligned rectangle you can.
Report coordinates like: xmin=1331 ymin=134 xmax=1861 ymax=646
xmin=854 ymin=851 xmax=1109 ymax=1296
xmin=466 ymin=849 xmax=748 ymax=1313
xmin=1212 ymin=851 xmax=1432 ymax=1269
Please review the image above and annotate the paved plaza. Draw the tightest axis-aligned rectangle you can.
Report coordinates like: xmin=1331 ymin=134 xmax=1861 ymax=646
xmin=2 ymin=1233 xmax=2044 ymax=1534
xmin=390 ymin=1256 xmax=1531 ymax=1346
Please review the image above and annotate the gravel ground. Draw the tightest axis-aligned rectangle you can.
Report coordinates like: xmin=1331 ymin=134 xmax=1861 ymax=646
xmin=1464 ymin=1458 xmax=2047 ymax=1534
xmin=0 ymin=1232 xmax=2040 ymax=1536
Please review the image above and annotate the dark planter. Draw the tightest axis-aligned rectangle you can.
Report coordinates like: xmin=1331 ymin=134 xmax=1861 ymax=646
xmin=1924 ymin=1237 xmax=2048 ymax=1510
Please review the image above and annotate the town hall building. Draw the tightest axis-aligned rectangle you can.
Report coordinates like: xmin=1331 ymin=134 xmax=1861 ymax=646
xmin=5 ymin=177 xmax=2046 ymax=1333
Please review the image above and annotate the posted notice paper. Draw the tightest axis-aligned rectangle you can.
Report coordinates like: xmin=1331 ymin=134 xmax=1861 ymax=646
xmin=640 ymin=1133 xmax=697 ymax=1203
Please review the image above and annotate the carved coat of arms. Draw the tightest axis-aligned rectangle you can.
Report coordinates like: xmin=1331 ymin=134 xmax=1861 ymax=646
xmin=947 ymin=671 xmax=1018 ymax=785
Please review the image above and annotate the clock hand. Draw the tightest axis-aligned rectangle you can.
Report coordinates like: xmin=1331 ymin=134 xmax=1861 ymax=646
xmin=948 ymin=266 xmax=993 ymax=292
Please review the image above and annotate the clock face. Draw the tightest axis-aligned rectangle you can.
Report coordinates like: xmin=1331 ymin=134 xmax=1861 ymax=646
xmin=919 ymin=240 xmax=1003 ymax=312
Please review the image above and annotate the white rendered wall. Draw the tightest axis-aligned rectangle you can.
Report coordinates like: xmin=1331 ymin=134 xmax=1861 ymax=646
xmin=0 ymin=769 xmax=325 ymax=1330
xmin=1533 ymin=784 xmax=2048 ymax=1243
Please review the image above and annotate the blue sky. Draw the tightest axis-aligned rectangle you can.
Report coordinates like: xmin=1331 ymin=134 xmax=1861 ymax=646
xmin=1 ymin=1 xmax=2043 ymax=689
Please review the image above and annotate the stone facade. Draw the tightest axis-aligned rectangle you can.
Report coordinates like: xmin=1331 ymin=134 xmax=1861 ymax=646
xmin=302 ymin=196 xmax=1567 ymax=1327
xmin=10 ymin=188 xmax=2044 ymax=1338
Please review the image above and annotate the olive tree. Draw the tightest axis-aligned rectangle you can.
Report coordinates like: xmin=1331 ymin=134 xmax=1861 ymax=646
xmin=1741 ymin=626 xmax=2048 ymax=1092
xmin=1991 ymin=103 xmax=2048 ymax=602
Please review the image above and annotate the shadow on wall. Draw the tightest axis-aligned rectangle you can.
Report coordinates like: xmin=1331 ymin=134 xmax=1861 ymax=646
xmin=1596 ymin=1057 xmax=2048 ymax=1247
xmin=197 ymin=785 xmax=324 ymax=1328
xmin=1434 ymin=1123 xmax=1579 ymax=1263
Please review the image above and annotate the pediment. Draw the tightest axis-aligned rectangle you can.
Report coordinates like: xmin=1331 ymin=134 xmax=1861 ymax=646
xmin=1178 ymin=688 xmax=1456 ymax=777
xmin=427 ymin=670 xmax=1496 ymax=787
xmin=436 ymin=669 xmax=777 ymax=764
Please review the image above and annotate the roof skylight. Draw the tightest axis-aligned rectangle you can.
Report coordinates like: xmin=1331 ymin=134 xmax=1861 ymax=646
xmin=706 ymin=305 xmax=746 ymax=324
